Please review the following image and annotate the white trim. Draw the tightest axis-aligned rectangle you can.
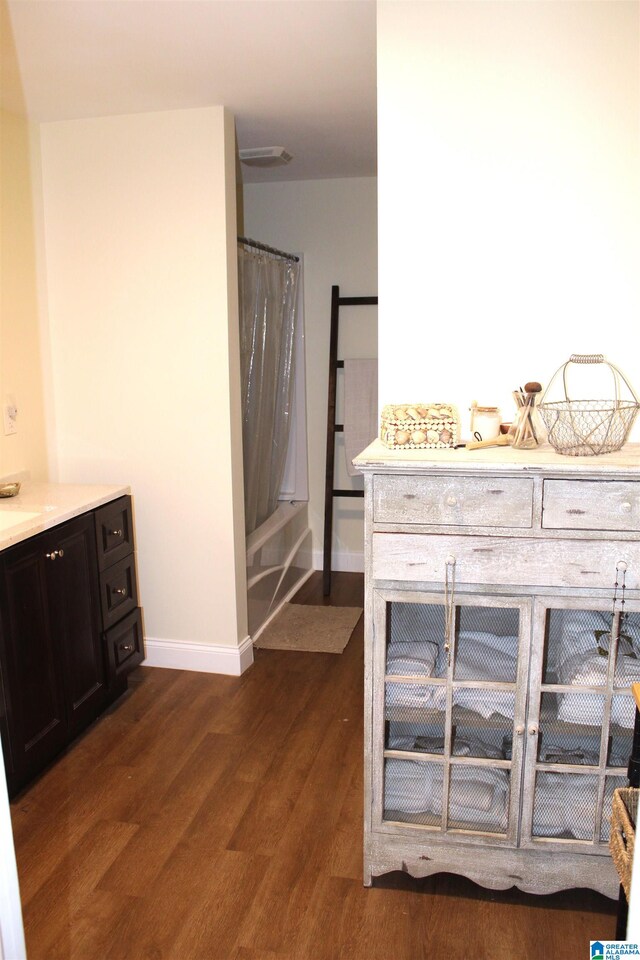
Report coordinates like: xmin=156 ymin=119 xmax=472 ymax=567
xmin=143 ymin=634 xmax=254 ymax=676
xmin=313 ymin=547 xmax=364 ymax=574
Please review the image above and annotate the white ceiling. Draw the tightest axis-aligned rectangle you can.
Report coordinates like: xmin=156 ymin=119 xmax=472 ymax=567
xmin=2 ymin=0 xmax=377 ymax=183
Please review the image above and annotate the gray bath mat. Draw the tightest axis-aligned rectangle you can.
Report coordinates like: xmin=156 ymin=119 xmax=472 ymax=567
xmin=255 ymin=603 xmax=363 ymax=653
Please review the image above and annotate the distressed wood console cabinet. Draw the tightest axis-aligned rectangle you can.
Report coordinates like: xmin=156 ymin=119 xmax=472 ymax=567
xmin=354 ymin=440 xmax=640 ymax=897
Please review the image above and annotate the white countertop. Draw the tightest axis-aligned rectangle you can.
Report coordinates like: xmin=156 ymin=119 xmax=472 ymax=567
xmin=0 ymin=481 xmax=130 ymax=552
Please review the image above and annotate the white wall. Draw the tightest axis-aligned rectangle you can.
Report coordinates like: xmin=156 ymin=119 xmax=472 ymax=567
xmin=378 ymin=1 xmax=640 ymax=438
xmin=243 ymin=177 xmax=377 ymax=572
xmin=0 ymin=108 xmax=48 ymax=481
xmin=38 ymin=106 xmax=251 ymax=675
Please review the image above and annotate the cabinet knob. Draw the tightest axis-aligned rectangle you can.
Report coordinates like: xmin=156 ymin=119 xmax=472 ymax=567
xmin=109 ymin=528 xmax=123 ymax=538
xmin=446 ymin=495 xmax=457 ymax=507
xmin=528 ymin=724 xmax=538 ymax=736
xmin=121 ymin=643 xmax=134 ymax=653
xmin=515 ymin=725 xmax=524 ymax=736
xmin=46 ymin=550 xmax=59 ymax=560
xmin=58 ymin=549 xmax=64 ymax=558
xmin=113 ymin=587 xmax=127 ymax=597
xmin=620 ymin=501 xmax=632 ymax=514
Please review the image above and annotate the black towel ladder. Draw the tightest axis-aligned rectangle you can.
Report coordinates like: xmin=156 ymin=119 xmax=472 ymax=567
xmin=323 ymin=284 xmax=378 ymax=596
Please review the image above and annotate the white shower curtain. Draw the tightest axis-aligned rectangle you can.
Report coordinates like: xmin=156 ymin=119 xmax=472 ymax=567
xmin=238 ymin=245 xmax=300 ymax=536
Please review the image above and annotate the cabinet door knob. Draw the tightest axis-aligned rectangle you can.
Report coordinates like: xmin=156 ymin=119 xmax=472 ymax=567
xmin=121 ymin=643 xmax=134 ymax=653
xmin=46 ymin=550 xmax=58 ymax=560
xmin=58 ymin=549 xmax=64 ymax=558
xmin=528 ymin=724 xmax=538 ymax=736
xmin=515 ymin=725 xmax=524 ymax=736
xmin=113 ymin=587 xmax=127 ymax=597
xmin=620 ymin=501 xmax=632 ymax=514
xmin=109 ymin=528 xmax=123 ymax=538
xmin=446 ymin=495 xmax=457 ymax=507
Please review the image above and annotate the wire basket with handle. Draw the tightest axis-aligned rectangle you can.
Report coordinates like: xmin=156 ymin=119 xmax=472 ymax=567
xmin=539 ymin=354 xmax=640 ymax=456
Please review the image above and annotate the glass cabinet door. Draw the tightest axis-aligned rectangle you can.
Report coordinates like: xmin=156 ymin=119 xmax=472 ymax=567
xmin=522 ymin=602 xmax=640 ymax=847
xmin=373 ymin=591 xmax=530 ymax=842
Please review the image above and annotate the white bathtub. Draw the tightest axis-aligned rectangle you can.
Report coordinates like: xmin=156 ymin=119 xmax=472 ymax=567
xmin=246 ymin=500 xmax=312 ymax=640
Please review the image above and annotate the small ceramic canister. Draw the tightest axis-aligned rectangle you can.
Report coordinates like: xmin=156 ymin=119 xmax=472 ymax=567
xmin=470 ymin=403 xmax=501 ymax=442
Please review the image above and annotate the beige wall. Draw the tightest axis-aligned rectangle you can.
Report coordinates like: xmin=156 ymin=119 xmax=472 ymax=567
xmin=0 ymin=108 xmax=48 ymax=480
xmin=378 ymin=1 xmax=640 ymax=438
xmin=243 ymin=177 xmax=377 ymax=571
xmin=38 ymin=106 xmax=249 ymax=672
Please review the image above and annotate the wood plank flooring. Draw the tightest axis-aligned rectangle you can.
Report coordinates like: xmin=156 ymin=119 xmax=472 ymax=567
xmin=11 ymin=572 xmax=616 ymax=959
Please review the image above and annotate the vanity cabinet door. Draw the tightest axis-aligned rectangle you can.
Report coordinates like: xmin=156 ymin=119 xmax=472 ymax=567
xmin=47 ymin=514 xmax=106 ymax=737
xmin=0 ymin=514 xmax=105 ymax=794
xmin=0 ymin=530 xmax=67 ymax=791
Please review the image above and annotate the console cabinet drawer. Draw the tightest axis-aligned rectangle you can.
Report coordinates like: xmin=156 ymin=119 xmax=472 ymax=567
xmin=106 ymin=608 xmax=144 ymax=678
xmin=372 ymin=532 xmax=640 ymax=590
xmin=542 ymin=480 xmax=640 ymax=532
xmin=373 ymin=475 xmax=534 ymax=528
xmin=94 ymin=496 xmax=134 ymax=570
xmin=99 ymin=555 xmax=138 ymax=630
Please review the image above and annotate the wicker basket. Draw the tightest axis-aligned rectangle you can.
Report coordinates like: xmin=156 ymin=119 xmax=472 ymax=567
xmin=610 ymin=786 xmax=637 ymax=899
xmin=539 ymin=354 xmax=639 ymax=456
xmin=380 ymin=403 xmax=459 ymax=450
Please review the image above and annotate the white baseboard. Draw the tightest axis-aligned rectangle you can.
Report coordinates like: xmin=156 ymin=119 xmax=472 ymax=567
xmin=312 ymin=548 xmax=364 ymax=573
xmin=143 ymin=634 xmax=254 ymax=676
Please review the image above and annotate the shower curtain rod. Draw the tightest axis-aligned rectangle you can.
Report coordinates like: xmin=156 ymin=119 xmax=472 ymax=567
xmin=238 ymin=235 xmax=300 ymax=263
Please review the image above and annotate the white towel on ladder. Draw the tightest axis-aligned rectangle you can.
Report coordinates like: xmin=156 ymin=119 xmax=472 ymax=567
xmin=344 ymin=358 xmax=378 ymax=476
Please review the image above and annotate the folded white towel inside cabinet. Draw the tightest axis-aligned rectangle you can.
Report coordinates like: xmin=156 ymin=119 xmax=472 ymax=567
xmin=384 ymin=758 xmax=508 ymax=827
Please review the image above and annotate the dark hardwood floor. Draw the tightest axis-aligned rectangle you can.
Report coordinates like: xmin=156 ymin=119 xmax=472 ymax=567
xmin=11 ymin=572 xmax=616 ymax=959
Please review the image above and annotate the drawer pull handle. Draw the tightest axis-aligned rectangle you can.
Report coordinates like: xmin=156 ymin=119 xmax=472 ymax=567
xmin=46 ymin=549 xmax=64 ymax=560
xmin=109 ymin=528 xmax=123 ymax=538
xmin=446 ymin=495 xmax=457 ymax=507
xmin=120 ymin=643 xmax=134 ymax=653
xmin=113 ymin=587 xmax=127 ymax=597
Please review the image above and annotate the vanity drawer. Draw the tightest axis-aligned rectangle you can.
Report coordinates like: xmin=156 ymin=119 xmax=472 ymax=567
xmin=105 ymin=608 xmax=144 ymax=678
xmin=542 ymin=480 xmax=640 ymax=532
xmin=373 ymin=475 xmax=534 ymax=528
xmin=371 ymin=532 xmax=640 ymax=590
xmin=95 ymin=497 xmax=134 ymax=570
xmin=99 ymin=555 xmax=138 ymax=630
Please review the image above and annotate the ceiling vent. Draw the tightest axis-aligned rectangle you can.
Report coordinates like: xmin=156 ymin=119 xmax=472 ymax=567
xmin=239 ymin=146 xmax=293 ymax=167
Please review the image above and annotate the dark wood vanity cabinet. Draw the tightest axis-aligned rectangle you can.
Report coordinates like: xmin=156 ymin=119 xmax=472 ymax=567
xmin=94 ymin=497 xmax=144 ymax=685
xmin=0 ymin=496 xmax=144 ymax=796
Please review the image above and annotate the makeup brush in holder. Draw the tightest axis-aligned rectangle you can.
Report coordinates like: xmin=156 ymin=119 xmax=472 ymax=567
xmin=510 ymin=382 xmax=542 ymax=449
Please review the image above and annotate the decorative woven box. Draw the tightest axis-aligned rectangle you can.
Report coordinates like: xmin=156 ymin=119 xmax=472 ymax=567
xmin=380 ymin=403 xmax=459 ymax=450
xmin=610 ymin=786 xmax=637 ymax=899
